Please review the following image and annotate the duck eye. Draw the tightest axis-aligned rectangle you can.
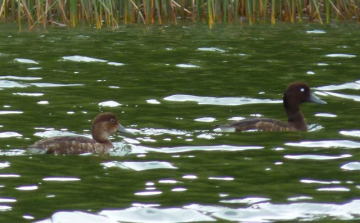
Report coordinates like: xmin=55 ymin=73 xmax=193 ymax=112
xmin=110 ymin=119 xmax=116 ymax=123
xmin=300 ymin=88 xmax=305 ymax=92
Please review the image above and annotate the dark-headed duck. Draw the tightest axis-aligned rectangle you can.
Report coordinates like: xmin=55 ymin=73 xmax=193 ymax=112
xmin=217 ymin=82 xmax=326 ymax=132
xmin=28 ymin=112 xmax=132 ymax=154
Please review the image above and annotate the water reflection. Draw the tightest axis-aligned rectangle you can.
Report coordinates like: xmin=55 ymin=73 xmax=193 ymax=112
xmin=153 ymin=145 xmax=263 ymax=153
xmin=36 ymin=208 xmax=215 ymax=223
xmin=14 ymin=58 xmax=39 ymax=64
xmin=285 ymin=154 xmax=351 ymax=160
xmin=325 ymin=53 xmax=356 ymax=58
xmin=197 ymin=47 xmax=225 ymax=53
xmin=207 ymin=199 xmax=360 ymax=221
xmin=15 ymin=185 xmax=38 ymax=190
xmin=285 ymin=140 xmax=360 ymax=149
xmin=220 ymin=197 xmax=270 ymax=204
xmin=315 ymin=81 xmax=360 ymax=91
xmin=164 ymin=94 xmax=281 ymax=106
xmin=0 ymin=78 xmax=83 ymax=88
xmin=101 ymin=161 xmax=177 ymax=171
xmin=42 ymin=177 xmax=81 ymax=182
xmin=322 ymin=91 xmax=360 ymax=102
xmin=341 ymin=162 xmax=360 ymax=171
xmin=62 ymin=55 xmax=107 ymax=63
xmin=175 ymin=64 xmax=200 ymax=68
xmin=0 ymin=132 xmax=22 ymax=137
xmin=0 ymin=76 xmax=41 ymax=81
xmin=36 ymin=199 xmax=360 ymax=222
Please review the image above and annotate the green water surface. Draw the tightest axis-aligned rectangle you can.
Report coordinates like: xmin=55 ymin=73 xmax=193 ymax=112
xmin=0 ymin=23 xmax=359 ymax=222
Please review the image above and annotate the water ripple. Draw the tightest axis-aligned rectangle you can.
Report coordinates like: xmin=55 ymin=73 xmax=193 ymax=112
xmin=42 ymin=177 xmax=81 ymax=182
xmin=0 ymin=76 xmax=41 ymax=81
xmin=134 ymin=191 xmax=162 ymax=196
xmin=322 ymin=91 xmax=360 ymax=101
xmin=220 ymin=197 xmax=270 ymax=204
xmin=0 ymin=162 xmax=10 ymax=169
xmin=300 ymin=179 xmax=341 ymax=185
xmin=194 ymin=117 xmax=216 ymax=122
xmin=0 ymin=80 xmax=83 ymax=89
xmin=285 ymin=154 xmax=351 ymax=160
xmin=37 ymin=199 xmax=360 ymax=222
xmin=31 ymin=83 xmax=83 ymax=87
xmin=340 ymin=130 xmax=360 ymax=137
xmin=0 ymin=80 xmax=27 ymax=88
xmin=146 ymin=99 xmax=161 ymax=104
xmin=15 ymin=185 xmax=38 ymax=191
xmin=189 ymin=199 xmax=360 ymax=221
xmin=98 ymin=100 xmax=122 ymax=107
xmin=155 ymin=145 xmax=263 ymax=153
xmin=14 ymin=58 xmax=39 ymax=64
xmin=35 ymin=211 xmax=117 ymax=223
xmin=0 ymin=132 xmax=22 ymax=138
xmin=0 ymin=149 xmax=27 ymax=156
xmin=315 ymin=81 xmax=360 ymax=91
xmin=314 ymin=113 xmax=337 ymax=118
xmin=62 ymin=55 xmax=107 ymax=63
xmin=341 ymin=162 xmax=360 ymax=171
xmin=306 ymin=30 xmax=326 ymax=34
xmin=13 ymin=93 xmax=44 ymax=97
xmin=108 ymin=62 xmax=124 ymax=66
xmin=317 ymin=187 xmax=350 ymax=192
xmin=285 ymin=140 xmax=360 ymax=149
xmin=0 ymin=205 xmax=11 ymax=211
xmin=101 ymin=161 xmax=177 ymax=171
xmin=175 ymin=64 xmax=200 ymax=68
xmin=164 ymin=94 xmax=281 ymax=106
xmin=208 ymin=176 xmax=234 ymax=181
xmin=197 ymin=47 xmax=225 ymax=53
xmin=99 ymin=207 xmax=215 ymax=222
xmin=0 ymin=198 xmax=16 ymax=203
xmin=325 ymin=54 xmax=356 ymax=58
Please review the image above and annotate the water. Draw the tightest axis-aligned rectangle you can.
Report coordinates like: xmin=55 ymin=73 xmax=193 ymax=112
xmin=0 ymin=23 xmax=360 ymax=222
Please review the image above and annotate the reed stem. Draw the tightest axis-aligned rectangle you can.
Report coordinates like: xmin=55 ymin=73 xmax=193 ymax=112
xmin=0 ymin=0 xmax=357 ymax=30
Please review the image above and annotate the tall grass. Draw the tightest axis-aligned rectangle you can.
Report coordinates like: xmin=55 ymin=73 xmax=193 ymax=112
xmin=0 ymin=0 xmax=358 ymax=30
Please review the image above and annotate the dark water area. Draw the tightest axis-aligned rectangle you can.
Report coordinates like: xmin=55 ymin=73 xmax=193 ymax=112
xmin=0 ymin=23 xmax=360 ymax=222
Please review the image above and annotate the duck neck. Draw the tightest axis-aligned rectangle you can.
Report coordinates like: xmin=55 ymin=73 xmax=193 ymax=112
xmin=284 ymin=101 xmax=307 ymax=131
xmin=92 ymin=124 xmax=111 ymax=144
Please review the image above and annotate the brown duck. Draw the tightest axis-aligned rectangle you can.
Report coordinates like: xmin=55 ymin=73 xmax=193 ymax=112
xmin=28 ymin=112 xmax=132 ymax=154
xmin=217 ymin=82 xmax=327 ymax=132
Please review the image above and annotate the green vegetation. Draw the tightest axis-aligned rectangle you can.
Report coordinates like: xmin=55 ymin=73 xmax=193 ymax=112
xmin=0 ymin=0 xmax=358 ymax=30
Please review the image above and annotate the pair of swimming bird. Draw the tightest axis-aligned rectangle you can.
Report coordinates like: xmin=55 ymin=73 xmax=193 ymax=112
xmin=28 ymin=82 xmax=326 ymax=155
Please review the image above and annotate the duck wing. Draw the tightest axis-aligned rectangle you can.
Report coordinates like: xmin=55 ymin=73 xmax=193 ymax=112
xmin=218 ymin=118 xmax=296 ymax=132
xmin=27 ymin=136 xmax=110 ymax=154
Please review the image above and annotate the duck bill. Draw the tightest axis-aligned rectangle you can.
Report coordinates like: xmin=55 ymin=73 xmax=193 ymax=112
xmin=118 ymin=124 xmax=134 ymax=135
xmin=309 ymin=93 xmax=327 ymax=104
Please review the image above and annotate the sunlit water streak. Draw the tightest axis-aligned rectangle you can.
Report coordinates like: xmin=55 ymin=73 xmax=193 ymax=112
xmin=315 ymin=81 xmax=360 ymax=91
xmin=285 ymin=140 xmax=360 ymax=149
xmin=34 ymin=199 xmax=360 ymax=223
xmin=164 ymin=94 xmax=281 ymax=106
xmin=101 ymin=161 xmax=177 ymax=171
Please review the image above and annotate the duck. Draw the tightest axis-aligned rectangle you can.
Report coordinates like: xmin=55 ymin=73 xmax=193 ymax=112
xmin=27 ymin=112 xmax=132 ymax=154
xmin=217 ymin=82 xmax=326 ymax=132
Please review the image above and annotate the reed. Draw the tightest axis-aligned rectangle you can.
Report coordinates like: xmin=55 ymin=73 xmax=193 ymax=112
xmin=0 ymin=0 xmax=358 ymax=30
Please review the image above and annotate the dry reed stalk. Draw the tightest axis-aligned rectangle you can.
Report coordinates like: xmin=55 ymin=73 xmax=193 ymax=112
xmin=1 ymin=0 xmax=358 ymax=30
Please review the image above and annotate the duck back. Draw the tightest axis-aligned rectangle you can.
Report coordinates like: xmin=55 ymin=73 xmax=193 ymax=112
xmin=28 ymin=136 xmax=112 ymax=154
xmin=221 ymin=118 xmax=300 ymax=132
